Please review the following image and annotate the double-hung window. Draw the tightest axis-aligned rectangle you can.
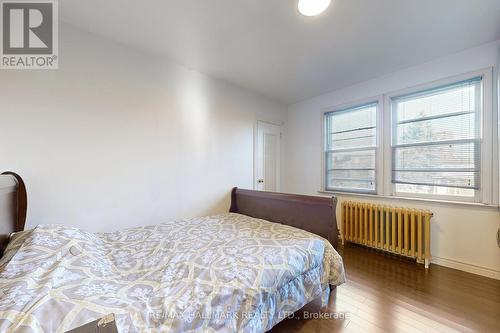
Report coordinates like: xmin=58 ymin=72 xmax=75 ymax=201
xmin=322 ymin=69 xmax=494 ymax=204
xmin=324 ymin=102 xmax=378 ymax=193
xmin=390 ymin=77 xmax=483 ymax=200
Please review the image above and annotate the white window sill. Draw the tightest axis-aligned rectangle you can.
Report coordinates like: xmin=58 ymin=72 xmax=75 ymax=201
xmin=317 ymin=190 xmax=500 ymax=210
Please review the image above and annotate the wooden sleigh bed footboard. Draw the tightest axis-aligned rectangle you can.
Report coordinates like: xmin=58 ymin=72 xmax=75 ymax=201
xmin=0 ymin=171 xmax=27 ymax=257
xmin=230 ymin=187 xmax=339 ymax=249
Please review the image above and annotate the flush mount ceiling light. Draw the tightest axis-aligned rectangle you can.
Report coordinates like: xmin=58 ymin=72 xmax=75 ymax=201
xmin=298 ymin=0 xmax=331 ymax=16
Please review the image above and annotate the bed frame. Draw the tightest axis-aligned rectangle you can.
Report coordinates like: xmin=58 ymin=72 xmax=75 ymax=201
xmin=230 ymin=187 xmax=338 ymax=249
xmin=0 ymin=172 xmax=27 ymax=256
xmin=0 ymin=175 xmax=339 ymax=331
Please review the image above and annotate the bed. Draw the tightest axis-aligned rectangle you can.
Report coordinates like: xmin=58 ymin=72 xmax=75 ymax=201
xmin=0 ymin=173 xmax=345 ymax=333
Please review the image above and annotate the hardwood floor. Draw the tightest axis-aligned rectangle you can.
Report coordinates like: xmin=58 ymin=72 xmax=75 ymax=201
xmin=270 ymin=244 xmax=500 ymax=333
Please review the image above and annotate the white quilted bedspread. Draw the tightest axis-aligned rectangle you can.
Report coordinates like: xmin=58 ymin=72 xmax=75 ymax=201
xmin=0 ymin=213 xmax=345 ymax=332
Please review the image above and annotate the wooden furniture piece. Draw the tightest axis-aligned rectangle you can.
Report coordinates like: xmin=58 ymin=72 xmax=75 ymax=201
xmin=66 ymin=314 xmax=118 ymax=333
xmin=230 ymin=187 xmax=339 ymax=249
xmin=0 ymin=171 xmax=27 ymax=257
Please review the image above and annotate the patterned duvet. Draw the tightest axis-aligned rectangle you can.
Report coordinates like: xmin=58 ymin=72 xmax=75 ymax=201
xmin=0 ymin=213 xmax=345 ymax=332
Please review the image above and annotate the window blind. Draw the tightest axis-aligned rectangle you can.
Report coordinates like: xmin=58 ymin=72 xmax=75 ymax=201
xmin=325 ymin=102 xmax=377 ymax=193
xmin=391 ymin=77 xmax=482 ymax=191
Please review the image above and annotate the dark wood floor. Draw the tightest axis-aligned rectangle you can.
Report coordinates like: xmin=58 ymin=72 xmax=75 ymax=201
xmin=271 ymin=244 xmax=500 ymax=333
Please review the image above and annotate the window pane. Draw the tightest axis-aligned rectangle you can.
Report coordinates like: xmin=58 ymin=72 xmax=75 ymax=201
xmin=395 ymin=184 xmax=475 ymax=197
xmin=395 ymin=82 xmax=477 ymax=123
xmin=394 ymin=142 xmax=479 ymax=170
xmin=325 ymin=102 xmax=377 ymax=192
xmin=329 ymin=127 xmax=376 ymax=150
xmin=391 ymin=77 xmax=481 ymax=196
xmin=393 ymin=171 xmax=479 ymax=189
xmin=325 ymin=177 xmax=375 ymax=191
xmin=329 ymin=169 xmax=375 ymax=180
xmin=328 ymin=105 xmax=376 ymax=133
xmin=396 ymin=113 xmax=476 ymax=145
xmin=326 ymin=150 xmax=376 ymax=170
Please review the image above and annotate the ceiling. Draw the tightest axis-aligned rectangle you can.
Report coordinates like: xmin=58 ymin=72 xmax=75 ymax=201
xmin=60 ymin=0 xmax=500 ymax=104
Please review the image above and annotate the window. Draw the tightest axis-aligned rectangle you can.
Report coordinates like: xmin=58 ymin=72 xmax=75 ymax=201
xmin=322 ymin=69 xmax=495 ymax=204
xmin=324 ymin=102 xmax=378 ymax=193
xmin=391 ymin=77 xmax=482 ymax=199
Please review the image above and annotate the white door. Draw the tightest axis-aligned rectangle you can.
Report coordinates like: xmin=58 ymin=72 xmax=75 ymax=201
xmin=255 ymin=121 xmax=281 ymax=192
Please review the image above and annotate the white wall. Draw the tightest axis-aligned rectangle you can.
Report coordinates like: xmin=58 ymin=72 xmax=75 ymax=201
xmin=0 ymin=24 xmax=287 ymax=231
xmin=286 ymin=40 xmax=500 ymax=279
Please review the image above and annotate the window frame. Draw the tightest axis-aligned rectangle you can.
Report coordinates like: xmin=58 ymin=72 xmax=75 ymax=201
xmin=320 ymin=68 xmax=496 ymax=205
xmin=321 ymin=96 xmax=384 ymax=195
xmin=383 ymin=68 xmax=495 ymax=204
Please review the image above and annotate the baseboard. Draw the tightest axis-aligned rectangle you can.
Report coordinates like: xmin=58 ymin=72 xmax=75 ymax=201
xmin=432 ymin=257 xmax=500 ymax=281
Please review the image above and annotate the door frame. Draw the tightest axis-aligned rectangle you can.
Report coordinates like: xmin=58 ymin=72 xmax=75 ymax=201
xmin=254 ymin=120 xmax=283 ymax=191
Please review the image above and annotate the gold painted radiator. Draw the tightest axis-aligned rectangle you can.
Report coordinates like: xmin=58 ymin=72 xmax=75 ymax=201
xmin=341 ymin=201 xmax=433 ymax=268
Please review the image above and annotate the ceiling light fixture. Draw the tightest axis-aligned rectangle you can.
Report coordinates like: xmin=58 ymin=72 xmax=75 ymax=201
xmin=298 ymin=0 xmax=331 ymax=17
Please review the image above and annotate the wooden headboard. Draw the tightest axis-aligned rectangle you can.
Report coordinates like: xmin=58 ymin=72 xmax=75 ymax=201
xmin=0 ymin=172 xmax=27 ymax=256
xmin=230 ymin=188 xmax=338 ymax=248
